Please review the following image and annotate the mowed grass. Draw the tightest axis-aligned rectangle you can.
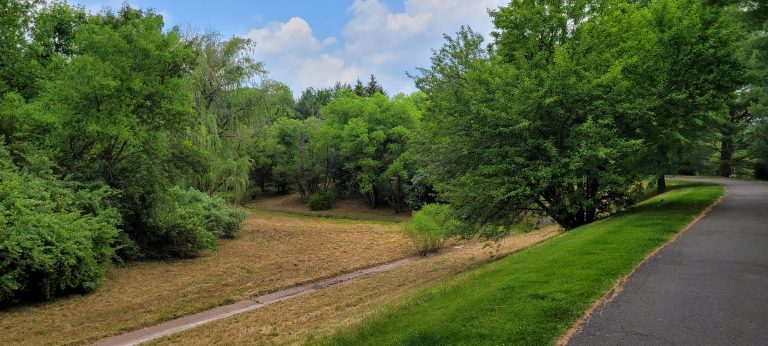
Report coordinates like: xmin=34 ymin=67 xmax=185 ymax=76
xmin=321 ymin=181 xmax=724 ymax=345
xmin=147 ymin=227 xmax=560 ymax=345
xmin=0 ymin=201 xmax=412 ymax=345
xmin=248 ymin=193 xmax=411 ymax=222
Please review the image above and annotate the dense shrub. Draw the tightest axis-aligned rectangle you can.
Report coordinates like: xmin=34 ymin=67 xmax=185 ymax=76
xmin=308 ymin=190 xmax=335 ymax=210
xmin=0 ymin=147 xmax=120 ymax=304
xmin=401 ymin=203 xmax=459 ymax=255
xmin=139 ymin=187 xmax=246 ymax=259
xmin=165 ymin=187 xmax=246 ymax=239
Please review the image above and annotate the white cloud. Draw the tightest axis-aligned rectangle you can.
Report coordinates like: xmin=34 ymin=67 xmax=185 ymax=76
xmin=298 ymin=55 xmax=362 ymax=87
xmin=243 ymin=0 xmax=506 ymax=95
xmin=246 ymin=17 xmax=336 ymax=54
xmin=386 ymin=12 xmax=432 ymax=33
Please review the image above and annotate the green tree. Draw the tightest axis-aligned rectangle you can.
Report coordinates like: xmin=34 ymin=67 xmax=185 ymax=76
xmin=365 ymin=74 xmax=385 ymax=96
xmin=187 ymin=33 xmax=266 ymax=201
xmin=322 ymin=93 xmax=419 ymax=209
xmin=631 ymin=0 xmax=745 ymax=187
xmin=414 ymin=2 xmax=653 ymax=231
xmin=0 ymin=0 xmax=39 ymax=98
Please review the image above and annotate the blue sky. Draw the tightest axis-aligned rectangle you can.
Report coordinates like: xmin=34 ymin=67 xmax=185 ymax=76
xmin=72 ymin=0 xmax=505 ymax=95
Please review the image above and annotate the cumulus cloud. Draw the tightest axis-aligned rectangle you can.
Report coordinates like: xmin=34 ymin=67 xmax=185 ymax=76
xmin=298 ymin=55 xmax=362 ymax=87
xmin=244 ymin=0 xmax=506 ymax=95
xmin=246 ymin=17 xmax=336 ymax=54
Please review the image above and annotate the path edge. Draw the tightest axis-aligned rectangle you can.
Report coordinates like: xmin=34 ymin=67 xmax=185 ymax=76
xmin=554 ymin=184 xmax=727 ymax=346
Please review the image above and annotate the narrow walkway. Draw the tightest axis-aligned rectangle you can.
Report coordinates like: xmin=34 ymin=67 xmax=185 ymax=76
xmin=93 ymin=258 xmax=412 ymax=346
xmin=569 ymin=177 xmax=768 ymax=345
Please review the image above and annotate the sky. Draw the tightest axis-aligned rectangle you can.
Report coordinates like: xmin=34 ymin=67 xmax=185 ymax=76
xmin=71 ymin=0 xmax=506 ymax=96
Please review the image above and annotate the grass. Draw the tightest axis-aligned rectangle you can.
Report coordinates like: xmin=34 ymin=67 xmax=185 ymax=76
xmin=146 ymin=227 xmax=560 ymax=345
xmin=319 ymin=181 xmax=723 ymax=345
xmin=0 ymin=202 xmax=412 ymax=345
xmin=248 ymin=193 xmax=411 ymax=223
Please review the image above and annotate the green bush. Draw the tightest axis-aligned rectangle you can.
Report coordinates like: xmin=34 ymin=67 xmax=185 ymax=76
xmin=308 ymin=190 xmax=335 ymax=210
xmin=165 ymin=187 xmax=246 ymax=239
xmin=401 ymin=204 xmax=459 ymax=255
xmin=139 ymin=187 xmax=246 ymax=259
xmin=0 ymin=148 xmax=120 ymax=304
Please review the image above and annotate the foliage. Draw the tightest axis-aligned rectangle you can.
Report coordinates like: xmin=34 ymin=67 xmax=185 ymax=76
xmin=138 ymin=186 xmax=244 ymax=259
xmin=414 ymin=9 xmax=648 ymax=231
xmin=295 ymin=83 xmax=349 ymax=119
xmin=166 ymin=186 xmax=246 ymax=239
xmin=629 ymin=0 xmax=745 ymax=186
xmin=325 ymin=182 xmax=724 ymax=345
xmin=308 ymin=190 xmax=335 ymax=211
xmin=0 ymin=143 xmax=120 ymax=304
xmin=187 ymin=33 xmax=267 ymax=202
xmin=400 ymin=204 xmax=457 ymax=255
xmin=322 ymin=93 xmax=420 ymax=208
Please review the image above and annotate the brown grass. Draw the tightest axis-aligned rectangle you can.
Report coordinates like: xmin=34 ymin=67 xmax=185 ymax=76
xmin=248 ymin=193 xmax=411 ymax=222
xmin=147 ymin=227 xmax=561 ymax=346
xmin=0 ymin=208 xmax=412 ymax=345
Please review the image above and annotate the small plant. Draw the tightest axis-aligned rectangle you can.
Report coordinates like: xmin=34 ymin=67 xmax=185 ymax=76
xmin=308 ymin=190 xmax=335 ymax=210
xmin=401 ymin=203 xmax=459 ymax=255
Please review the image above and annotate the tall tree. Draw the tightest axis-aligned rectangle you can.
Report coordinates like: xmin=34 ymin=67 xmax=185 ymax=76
xmin=0 ymin=0 xmax=39 ymax=99
xmin=353 ymin=78 xmax=366 ymax=97
xmin=630 ymin=0 xmax=744 ymax=188
xmin=187 ymin=32 xmax=266 ymax=200
xmin=365 ymin=74 xmax=385 ymax=96
xmin=414 ymin=1 xmax=654 ymax=231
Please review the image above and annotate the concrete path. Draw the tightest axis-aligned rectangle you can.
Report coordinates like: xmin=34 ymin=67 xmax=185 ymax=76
xmin=93 ymin=258 xmax=412 ymax=346
xmin=569 ymin=177 xmax=768 ymax=345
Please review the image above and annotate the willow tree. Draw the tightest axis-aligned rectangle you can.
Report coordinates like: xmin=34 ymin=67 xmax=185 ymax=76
xmin=187 ymin=33 xmax=266 ymax=201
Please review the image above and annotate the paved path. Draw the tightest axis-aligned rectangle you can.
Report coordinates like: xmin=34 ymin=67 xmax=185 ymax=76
xmin=569 ymin=177 xmax=768 ymax=346
xmin=93 ymin=258 xmax=412 ymax=346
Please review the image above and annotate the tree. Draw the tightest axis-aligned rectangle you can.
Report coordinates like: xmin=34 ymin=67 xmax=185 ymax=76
xmin=414 ymin=2 xmax=653 ymax=231
xmin=365 ymin=74 xmax=385 ymax=96
xmin=267 ymin=117 xmax=335 ymax=200
xmin=354 ymin=79 xmax=366 ymax=97
xmin=295 ymin=83 xmax=350 ymax=119
xmin=187 ymin=32 xmax=267 ymax=201
xmin=738 ymin=1 xmax=768 ymax=178
xmin=0 ymin=0 xmax=39 ymax=98
xmin=628 ymin=0 xmax=745 ymax=188
xmin=322 ymin=93 xmax=419 ymax=209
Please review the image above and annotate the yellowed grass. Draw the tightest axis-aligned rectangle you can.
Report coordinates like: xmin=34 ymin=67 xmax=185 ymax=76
xmin=248 ymin=193 xmax=411 ymax=222
xmin=0 ymin=209 xmax=412 ymax=345
xmin=148 ymin=227 xmax=560 ymax=346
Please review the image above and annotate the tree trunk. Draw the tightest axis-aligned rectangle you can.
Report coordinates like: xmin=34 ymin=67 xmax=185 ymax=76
xmin=657 ymin=175 xmax=667 ymax=194
xmin=718 ymin=135 xmax=733 ymax=177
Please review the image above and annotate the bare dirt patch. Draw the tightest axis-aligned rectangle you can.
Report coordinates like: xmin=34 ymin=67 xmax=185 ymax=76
xmin=0 ymin=208 xmax=411 ymax=346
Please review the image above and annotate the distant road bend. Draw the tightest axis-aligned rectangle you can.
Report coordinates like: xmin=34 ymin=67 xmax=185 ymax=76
xmin=570 ymin=177 xmax=768 ymax=345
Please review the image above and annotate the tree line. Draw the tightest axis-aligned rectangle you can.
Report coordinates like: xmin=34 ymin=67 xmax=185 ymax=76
xmin=1 ymin=0 xmax=766 ymax=303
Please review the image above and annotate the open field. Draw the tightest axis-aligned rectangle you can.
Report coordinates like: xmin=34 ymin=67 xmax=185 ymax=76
xmin=248 ymin=193 xmax=411 ymax=222
xmin=316 ymin=182 xmax=724 ymax=345
xmin=0 ymin=203 xmax=412 ymax=345
xmin=147 ymin=227 xmax=559 ymax=345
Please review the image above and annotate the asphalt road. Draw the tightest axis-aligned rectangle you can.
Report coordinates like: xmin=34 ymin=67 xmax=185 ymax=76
xmin=569 ymin=177 xmax=768 ymax=346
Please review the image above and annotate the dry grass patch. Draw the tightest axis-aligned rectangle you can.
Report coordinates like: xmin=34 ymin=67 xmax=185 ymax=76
xmin=148 ymin=227 xmax=560 ymax=346
xmin=0 ymin=209 xmax=412 ymax=346
xmin=249 ymin=194 xmax=411 ymax=222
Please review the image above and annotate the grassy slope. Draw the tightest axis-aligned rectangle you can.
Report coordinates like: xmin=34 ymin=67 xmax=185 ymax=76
xmin=323 ymin=181 xmax=723 ymax=345
xmin=0 ymin=205 xmax=411 ymax=345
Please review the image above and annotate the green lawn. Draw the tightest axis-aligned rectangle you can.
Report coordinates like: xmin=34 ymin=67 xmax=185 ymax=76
xmin=320 ymin=181 xmax=723 ymax=345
